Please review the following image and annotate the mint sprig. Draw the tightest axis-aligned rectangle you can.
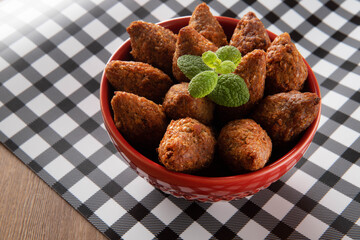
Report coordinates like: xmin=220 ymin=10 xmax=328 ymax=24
xmin=177 ymin=46 xmax=249 ymax=107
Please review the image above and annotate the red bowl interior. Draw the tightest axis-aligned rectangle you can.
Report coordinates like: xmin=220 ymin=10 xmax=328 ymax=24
xmin=100 ymin=16 xmax=321 ymax=201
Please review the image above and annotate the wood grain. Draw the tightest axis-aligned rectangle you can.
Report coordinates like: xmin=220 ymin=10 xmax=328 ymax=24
xmin=0 ymin=144 xmax=107 ymax=240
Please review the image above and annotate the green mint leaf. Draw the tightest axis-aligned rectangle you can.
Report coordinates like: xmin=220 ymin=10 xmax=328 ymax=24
xmin=215 ymin=60 xmax=236 ymax=74
xmin=188 ymin=71 xmax=218 ymax=98
xmin=202 ymin=51 xmax=221 ymax=68
xmin=177 ymin=55 xmax=212 ymax=80
xmin=215 ymin=46 xmax=242 ymax=66
xmin=208 ymin=73 xmax=249 ymax=107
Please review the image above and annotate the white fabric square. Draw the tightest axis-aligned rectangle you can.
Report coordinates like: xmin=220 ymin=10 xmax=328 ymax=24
xmin=300 ymin=0 xmax=322 ymax=13
xmin=319 ymin=189 xmax=352 ymax=214
xmin=238 ymin=220 xmax=269 ymax=240
xmin=0 ymin=57 xmax=7 ymax=72
xmin=352 ymin=106 xmax=360 ymax=122
xmin=267 ymin=24 xmax=282 ymax=36
xmin=0 ymin=24 xmax=16 ymax=41
xmin=152 ymin=198 xmax=182 ymax=225
xmin=312 ymin=59 xmax=337 ymax=78
xmin=330 ymin=125 xmax=358 ymax=147
xmin=341 ymin=0 xmax=360 ymax=14
xmin=340 ymin=72 xmax=360 ymax=91
xmin=295 ymin=43 xmax=311 ymax=59
xmin=32 ymin=55 xmax=58 ymax=76
xmin=322 ymin=91 xmax=348 ymax=110
xmin=123 ymin=222 xmax=154 ymax=240
xmin=257 ymin=0 xmax=281 ymax=10
xmin=318 ymin=114 xmax=329 ymax=129
xmin=80 ymin=55 xmax=104 ymax=78
xmin=95 ymin=198 xmax=126 ymax=227
xmin=20 ymin=7 xmax=42 ymax=24
xmin=73 ymin=135 xmax=102 ymax=158
xmin=0 ymin=113 xmax=26 ymax=138
xmin=20 ymin=135 xmax=50 ymax=159
xmin=10 ymin=36 xmax=37 ymax=56
xmin=206 ymin=202 xmax=237 ymax=224
xmin=296 ymin=215 xmax=328 ymax=240
xmin=286 ymin=170 xmax=317 ymax=194
xmin=54 ymin=75 xmax=81 ymax=97
xmin=123 ymin=176 xmax=154 ymax=201
xmin=305 ymin=28 xmax=328 ymax=46
xmin=3 ymin=73 xmax=32 ymax=95
xmin=58 ymin=36 xmax=83 ymax=58
xmin=134 ymin=0 xmax=150 ymax=5
xmin=77 ymin=94 xmax=100 ymax=117
xmin=263 ymin=195 xmax=293 ymax=220
xmin=282 ymin=9 xmax=304 ymax=29
xmin=105 ymin=38 xmax=123 ymax=56
xmin=1 ymin=0 xmax=24 ymax=14
xmin=175 ymin=0 xmax=192 ymax=7
xmin=68 ymin=176 xmax=100 ymax=203
xmin=61 ymin=3 xmax=86 ymax=21
xmin=348 ymin=25 xmax=360 ymax=41
xmin=44 ymin=155 xmax=75 ymax=181
xmin=220 ymin=0 xmax=238 ymax=8
xmin=331 ymin=42 xmax=357 ymax=60
xmin=37 ymin=19 xmax=62 ymax=39
xmin=107 ymin=2 xmax=132 ymax=22
xmin=323 ymin=12 xmax=347 ymax=30
xmin=342 ymin=164 xmax=360 ymax=188
xmin=83 ymin=19 xmax=107 ymax=40
xmin=49 ymin=114 xmax=78 ymax=137
xmin=152 ymin=4 xmax=176 ymax=21
xmin=180 ymin=222 xmax=212 ymax=240
xmin=27 ymin=93 xmax=55 ymax=116
xmin=98 ymin=155 xmax=128 ymax=179
xmin=309 ymin=147 xmax=338 ymax=170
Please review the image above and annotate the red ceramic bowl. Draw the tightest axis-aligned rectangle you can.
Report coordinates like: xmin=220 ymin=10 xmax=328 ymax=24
xmin=100 ymin=16 xmax=321 ymax=202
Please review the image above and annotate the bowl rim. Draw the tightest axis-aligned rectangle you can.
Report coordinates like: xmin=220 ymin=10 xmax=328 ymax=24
xmin=100 ymin=16 xmax=322 ymax=186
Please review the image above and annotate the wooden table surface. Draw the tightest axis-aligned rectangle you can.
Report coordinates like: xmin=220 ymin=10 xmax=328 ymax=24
xmin=0 ymin=144 xmax=107 ymax=240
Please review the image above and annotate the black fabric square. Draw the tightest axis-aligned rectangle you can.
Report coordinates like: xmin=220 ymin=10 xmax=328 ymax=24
xmin=84 ymin=79 xmax=99 ymax=93
xmin=77 ymin=159 xmax=97 ymax=175
xmin=39 ymin=40 xmax=56 ymax=53
xmin=296 ymin=195 xmax=317 ymax=213
xmin=350 ymin=91 xmax=360 ymax=103
xmin=157 ymin=227 xmax=179 ymax=240
xmin=28 ymin=161 xmax=42 ymax=173
xmin=325 ymin=1 xmax=339 ymax=10
xmin=314 ymin=47 xmax=329 ymax=58
xmin=57 ymin=98 xmax=76 ymax=113
xmin=223 ymin=9 xmax=237 ymax=18
xmin=284 ymin=0 xmax=297 ymax=7
xmin=184 ymin=202 xmax=206 ymax=221
xmin=52 ymin=182 xmax=67 ymax=195
xmin=4 ymin=139 xmax=18 ymax=152
xmin=240 ymin=201 xmax=261 ymax=218
xmin=104 ymin=228 xmax=121 ymax=240
xmin=340 ymin=60 xmax=357 ymax=71
xmin=355 ymin=192 xmax=360 ymax=203
xmin=296 ymin=157 xmax=307 ymax=169
xmin=6 ymin=97 xmax=25 ymax=113
xmin=134 ymin=7 xmax=150 ymax=18
xmin=319 ymin=171 xmax=340 ymax=188
xmin=331 ymin=215 xmax=353 ymax=234
xmin=87 ymin=41 xmax=103 ymax=54
xmin=53 ymin=139 xmax=72 ymax=154
xmin=129 ymin=203 xmax=150 ymax=221
xmin=243 ymin=0 xmax=256 ymax=5
xmin=64 ymin=22 xmax=82 ymax=35
xmin=202 ymin=0 xmax=212 ymax=3
xmin=178 ymin=8 xmax=192 ymax=16
xmin=341 ymin=148 xmax=359 ymax=164
xmin=350 ymin=15 xmax=360 ymax=25
xmin=268 ymin=180 xmax=285 ymax=193
xmin=34 ymin=78 xmax=52 ymax=92
xmin=214 ymin=226 xmax=236 ymax=240
xmin=265 ymin=12 xmax=279 ymax=23
xmin=313 ymin=132 xmax=328 ymax=145
xmin=81 ymin=118 xmax=99 ymax=133
xmin=272 ymin=222 xmax=293 ymax=239
xmin=102 ymin=180 xmax=122 ymax=198
xmin=78 ymin=204 xmax=94 ymax=218
xmin=331 ymin=31 xmax=347 ymax=41
xmin=289 ymin=30 xmax=303 ymax=42
xmin=12 ymin=58 xmax=30 ymax=72
xmin=110 ymin=24 xmax=126 ymax=36
xmin=89 ymin=6 xmax=105 ymax=18
xmin=321 ymin=78 xmax=337 ymax=90
xmin=307 ymin=15 xmax=321 ymax=26
xmin=29 ymin=118 xmax=48 ymax=133
xmin=330 ymin=111 xmax=349 ymax=124
xmin=61 ymin=59 xmax=78 ymax=73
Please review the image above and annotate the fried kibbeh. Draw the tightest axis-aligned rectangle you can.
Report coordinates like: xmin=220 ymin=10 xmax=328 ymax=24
xmin=127 ymin=21 xmax=177 ymax=75
xmin=111 ymin=91 xmax=168 ymax=149
xmin=266 ymin=32 xmax=308 ymax=94
xmin=230 ymin=12 xmax=271 ymax=56
xmin=252 ymin=91 xmax=320 ymax=143
xmin=158 ymin=117 xmax=216 ymax=172
xmin=172 ymin=26 xmax=218 ymax=82
xmin=163 ymin=82 xmax=215 ymax=125
xmin=218 ymin=119 xmax=272 ymax=172
xmin=189 ymin=3 xmax=228 ymax=47
xmin=216 ymin=49 xmax=266 ymax=123
xmin=105 ymin=61 xmax=173 ymax=103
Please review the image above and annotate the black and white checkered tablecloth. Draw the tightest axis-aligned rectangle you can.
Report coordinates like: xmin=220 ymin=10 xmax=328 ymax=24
xmin=0 ymin=0 xmax=359 ymax=239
